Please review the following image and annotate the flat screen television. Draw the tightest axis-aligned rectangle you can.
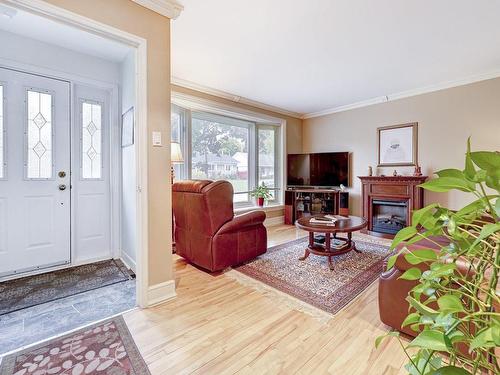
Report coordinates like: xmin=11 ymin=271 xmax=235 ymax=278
xmin=287 ymin=152 xmax=349 ymax=188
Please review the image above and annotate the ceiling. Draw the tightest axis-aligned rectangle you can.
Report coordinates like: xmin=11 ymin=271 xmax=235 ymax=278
xmin=172 ymin=0 xmax=500 ymax=116
xmin=0 ymin=5 xmax=131 ymax=63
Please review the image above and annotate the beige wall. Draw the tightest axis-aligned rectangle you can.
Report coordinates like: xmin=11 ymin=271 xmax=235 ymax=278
xmin=43 ymin=0 xmax=173 ymax=285
xmin=171 ymin=85 xmax=303 ymax=154
xmin=303 ymin=78 xmax=500 ymax=216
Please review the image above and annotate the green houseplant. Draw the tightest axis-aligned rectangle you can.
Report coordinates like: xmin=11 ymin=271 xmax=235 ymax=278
xmin=376 ymin=139 xmax=499 ymax=375
xmin=251 ymin=183 xmax=272 ymax=207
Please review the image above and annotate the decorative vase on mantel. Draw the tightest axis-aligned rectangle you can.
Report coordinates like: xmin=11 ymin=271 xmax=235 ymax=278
xmin=413 ymin=165 xmax=422 ymax=176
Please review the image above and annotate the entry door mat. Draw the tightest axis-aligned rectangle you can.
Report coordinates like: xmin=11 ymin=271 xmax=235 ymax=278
xmin=0 ymin=316 xmax=150 ymax=375
xmin=233 ymin=236 xmax=391 ymax=315
xmin=0 ymin=260 xmax=134 ymax=316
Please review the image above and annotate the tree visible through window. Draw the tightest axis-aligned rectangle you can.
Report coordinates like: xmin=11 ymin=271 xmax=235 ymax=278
xmin=191 ymin=114 xmax=249 ymax=202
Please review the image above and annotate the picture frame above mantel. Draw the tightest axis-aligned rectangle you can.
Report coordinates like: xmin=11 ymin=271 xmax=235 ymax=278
xmin=377 ymin=122 xmax=418 ymax=167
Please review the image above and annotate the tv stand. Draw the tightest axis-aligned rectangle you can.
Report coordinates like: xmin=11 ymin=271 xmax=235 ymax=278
xmin=284 ymin=188 xmax=349 ymax=225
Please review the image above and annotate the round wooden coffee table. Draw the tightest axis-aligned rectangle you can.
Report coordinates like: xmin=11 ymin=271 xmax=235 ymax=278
xmin=295 ymin=215 xmax=368 ymax=270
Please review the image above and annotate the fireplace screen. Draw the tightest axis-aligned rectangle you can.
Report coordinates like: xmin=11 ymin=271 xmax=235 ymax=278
xmin=372 ymin=199 xmax=408 ymax=235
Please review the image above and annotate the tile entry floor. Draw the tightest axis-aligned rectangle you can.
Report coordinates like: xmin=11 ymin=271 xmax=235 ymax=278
xmin=0 ymin=278 xmax=136 ymax=356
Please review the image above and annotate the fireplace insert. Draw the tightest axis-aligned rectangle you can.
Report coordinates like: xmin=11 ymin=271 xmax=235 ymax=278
xmin=372 ymin=199 xmax=408 ymax=235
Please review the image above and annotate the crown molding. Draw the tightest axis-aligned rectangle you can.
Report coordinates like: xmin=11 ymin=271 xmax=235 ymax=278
xmin=171 ymin=77 xmax=303 ymax=119
xmin=302 ymin=69 xmax=500 ymax=119
xmin=132 ymin=0 xmax=183 ymax=20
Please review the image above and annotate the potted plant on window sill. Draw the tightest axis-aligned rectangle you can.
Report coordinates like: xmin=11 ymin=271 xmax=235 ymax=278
xmin=251 ymin=183 xmax=272 ymax=207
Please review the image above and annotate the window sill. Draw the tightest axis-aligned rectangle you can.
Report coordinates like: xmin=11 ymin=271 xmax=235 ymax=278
xmin=234 ymin=204 xmax=284 ymax=215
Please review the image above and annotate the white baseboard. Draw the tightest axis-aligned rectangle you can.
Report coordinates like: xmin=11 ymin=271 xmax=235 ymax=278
xmin=147 ymin=279 xmax=176 ymax=307
xmin=120 ymin=251 xmax=137 ymax=273
xmin=265 ymin=215 xmax=285 ymax=227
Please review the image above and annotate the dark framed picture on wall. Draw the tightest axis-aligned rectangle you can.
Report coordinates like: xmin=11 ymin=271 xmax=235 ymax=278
xmin=377 ymin=122 xmax=418 ymax=167
xmin=122 ymin=107 xmax=134 ymax=147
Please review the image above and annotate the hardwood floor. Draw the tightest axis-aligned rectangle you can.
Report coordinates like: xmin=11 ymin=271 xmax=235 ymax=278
xmin=124 ymin=225 xmax=409 ymax=375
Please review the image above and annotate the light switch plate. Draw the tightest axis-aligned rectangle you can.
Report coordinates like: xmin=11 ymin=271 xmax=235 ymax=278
xmin=152 ymin=131 xmax=162 ymax=146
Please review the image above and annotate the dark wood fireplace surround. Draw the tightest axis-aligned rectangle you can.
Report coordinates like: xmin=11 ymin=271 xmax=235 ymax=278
xmin=359 ymin=176 xmax=427 ymax=238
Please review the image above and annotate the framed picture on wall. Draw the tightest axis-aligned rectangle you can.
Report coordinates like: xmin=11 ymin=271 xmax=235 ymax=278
xmin=122 ymin=107 xmax=134 ymax=147
xmin=377 ymin=122 xmax=418 ymax=167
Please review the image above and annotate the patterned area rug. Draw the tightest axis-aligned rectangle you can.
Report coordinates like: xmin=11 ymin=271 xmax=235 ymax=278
xmin=0 ymin=316 xmax=149 ymax=375
xmin=233 ymin=235 xmax=391 ymax=316
xmin=0 ymin=260 xmax=134 ymax=316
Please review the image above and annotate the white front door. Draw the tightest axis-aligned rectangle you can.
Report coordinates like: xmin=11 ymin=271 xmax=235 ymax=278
xmin=0 ymin=67 xmax=71 ymax=277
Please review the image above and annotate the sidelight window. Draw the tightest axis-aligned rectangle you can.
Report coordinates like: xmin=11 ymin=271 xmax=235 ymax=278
xmin=81 ymin=101 xmax=102 ymax=179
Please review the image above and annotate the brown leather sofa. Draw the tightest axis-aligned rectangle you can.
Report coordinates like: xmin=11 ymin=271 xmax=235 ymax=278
xmin=172 ymin=180 xmax=267 ymax=272
xmin=378 ymin=236 xmax=452 ymax=336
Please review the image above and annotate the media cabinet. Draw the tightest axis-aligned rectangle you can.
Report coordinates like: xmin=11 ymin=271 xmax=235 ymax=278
xmin=284 ymin=188 xmax=349 ymax=225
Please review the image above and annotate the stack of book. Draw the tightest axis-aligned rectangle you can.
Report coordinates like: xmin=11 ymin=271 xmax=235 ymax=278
xmin=309 ymin=216 xmax=337 ymax=226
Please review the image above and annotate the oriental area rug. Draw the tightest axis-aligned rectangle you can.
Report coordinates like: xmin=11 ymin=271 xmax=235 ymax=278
xmin=231 ymin=235 xmax=391 ymax=317
xmin=0 ymin=316 xmax=149 ymax=375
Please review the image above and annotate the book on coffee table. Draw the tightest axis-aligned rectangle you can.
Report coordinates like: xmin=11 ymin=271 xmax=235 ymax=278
xmin=310 ymin=217 xmax=336 ymax=225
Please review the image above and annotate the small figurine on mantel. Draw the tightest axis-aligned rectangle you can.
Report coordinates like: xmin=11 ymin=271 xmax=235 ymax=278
xmin=413 ymin=165 xmax=423 ymax=176
xmin=393 ymin=170 xmax=398 ymax=176
xmin=368 ymin=166 xmax=373 ymax=176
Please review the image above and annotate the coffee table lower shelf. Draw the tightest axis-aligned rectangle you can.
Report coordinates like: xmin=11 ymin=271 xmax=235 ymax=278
xmin=299 ymin=232 xmax=361 ymax=270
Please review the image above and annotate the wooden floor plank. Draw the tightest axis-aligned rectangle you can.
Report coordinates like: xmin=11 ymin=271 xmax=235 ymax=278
xmin=124 ymin=224 xmax=409 ymax=374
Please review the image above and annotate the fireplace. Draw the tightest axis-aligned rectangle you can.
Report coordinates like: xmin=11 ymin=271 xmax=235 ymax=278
xmin=359 ymin=176 xmax=427 ymax=238
xmin=372 ymin=199 xmax=408 ymax=235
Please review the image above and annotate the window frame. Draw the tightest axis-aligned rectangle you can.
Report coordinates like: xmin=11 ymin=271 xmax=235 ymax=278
xmin=172 ymin=102 xmax=284 ymax=208
xmin=256 ymin=123 xmax=281 ymax=204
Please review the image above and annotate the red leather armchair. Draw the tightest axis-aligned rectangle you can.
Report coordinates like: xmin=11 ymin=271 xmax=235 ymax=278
xmin=172 ymin=180 xmax=267 ymax=272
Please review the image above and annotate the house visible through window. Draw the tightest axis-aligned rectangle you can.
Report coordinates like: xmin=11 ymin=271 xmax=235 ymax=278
xmin=171 ymin=104 xmax=282 ymax=207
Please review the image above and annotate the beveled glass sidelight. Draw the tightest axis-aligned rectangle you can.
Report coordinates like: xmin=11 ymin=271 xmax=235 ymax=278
xmin=81 ymin=101 xmax=102 ymax=179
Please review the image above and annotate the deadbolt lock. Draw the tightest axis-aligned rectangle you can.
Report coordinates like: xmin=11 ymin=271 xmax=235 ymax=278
xmin=58 ymin=171 xmax=66 ymax=178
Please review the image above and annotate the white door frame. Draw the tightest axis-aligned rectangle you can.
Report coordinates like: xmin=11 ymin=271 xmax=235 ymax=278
xmin=2 ymin=0 xmax=150 ymax=308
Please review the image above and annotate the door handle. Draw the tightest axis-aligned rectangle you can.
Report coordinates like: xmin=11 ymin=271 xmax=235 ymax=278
xmin=59 ymin=184 xmax=67 ymax=191
xmin=58 ymin=171 xmax=66 ymax=178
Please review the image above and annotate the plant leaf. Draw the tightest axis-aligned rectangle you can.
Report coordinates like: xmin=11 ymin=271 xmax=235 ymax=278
xmin=401 ymin=312 xmax=420 ymax=328
xmin=375 ymin=331 xmax=399 ymax=349
xmin=437 ymin=295 xmax=464 ymax=314
xmin=419 ymin=177 xmax=475 ymax=193
xmin=485 ymin=170 xmax=500 ymax=191
xmin=436 ymin=169 xmax=464 ymax=179
xmin=464 ymin=137 xmax=476 ymax=181
xmin=385 ymin=254 xmax=398 ymax=271
xmin=470 ymin=223 xmax=500 ymax=249
xmin=429 ymin=366 xmax=472 ymax=375
xmin=469 ymin=327 xmax=496 ymax=351
xmin=412 ymin=204 xmax=439 ymax=226
xmin=399 ymin=267 xmax=422 ymax=281
xmin=407 ymin=296 xmax=439 ymax=318
xmin=455 ymin=196 xmax=497 ymax=217
xmin=408 ymin=330 xmax=452 ymax=352
xmin=391 ymin=226 xmax=418 ymax=250
xmin=470 ymin=151 xmax=500 ymax=171
xmin=495 ymin=197 xmax=500 ymax=217
xmin=404 ymin=249 xmax=438 ymax=265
